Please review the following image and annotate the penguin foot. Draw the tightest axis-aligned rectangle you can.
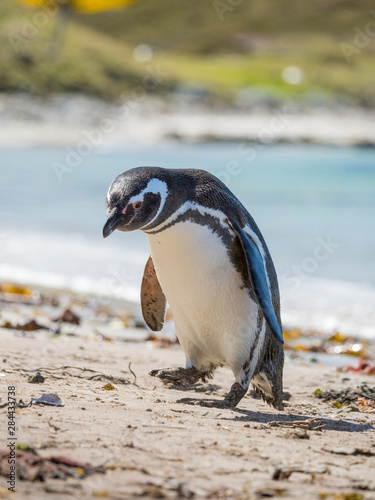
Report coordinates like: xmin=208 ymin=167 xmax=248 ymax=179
xmin=176 ymin=382 xmax=246 ymax=409
xmin=149 ymin=367 xmax=203 ymax=388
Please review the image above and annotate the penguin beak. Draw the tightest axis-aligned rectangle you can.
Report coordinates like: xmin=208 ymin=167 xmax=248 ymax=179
xmin=103 ymin=208 xmax=123 ymax=238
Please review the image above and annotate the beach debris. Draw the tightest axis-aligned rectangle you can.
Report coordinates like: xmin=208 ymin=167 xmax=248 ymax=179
xmin=255 ymin=487 xmax=287 ymax=498
xmin=31 ymin=393 xmax=64 ymax=407
xmin=48 ymin=420 xmax=66 ymax=432
xmin=322 ymin=446 xmax=375 ymax=457
xmin=90 ymin=373 xmax=130 ymax=384
xmin=0 ymin=283 xmax=32 ymax=296
xmin=17 ymin=399 xmax=32 ymax=409
xmin=128 ymin=361 xmax=138 ymax=387
xmin=0 ymin=449 xmax=104 ymax=481
xmin=14 ymin=365 xmax=131 ymax=385
xmin=282 ymin=328 xmax=303 ymax=341
xmin=319 ymin=492 xmax=363 ymax=500
xmin=267 ymin=417 xmax=324 ymax=431
xmin=339 ymin=358 xmax=375 ymax=376
xmin=314 ymin=385 xmax=375 ymax=406
xmin=146 ymin=333 xmax=179 ymax=347
xmin=44 ymin=484 xmax=78 ymax=495
xmin=283 ymin=327 xmax=326 ymax=353
xmin=332 ymin=401 xmax=343 ymax=408
xmin=283 ymin=328 xmax=370 ymax=358
xmin=102 ymin=383 xmax=115 ymax=391
xmin=138 ymin=478 xmax=209 ymax=499
xmin=1 ymin=319 xmax=46 ymax=331
xmin=0 ymin=283 xmax=40 ymax=305
xmin=273 ymin=465 xmax=327 ymax=480
xmin=357 ymin=397 xmax=375 ymax=413
xmin=54 ymin=308 xmax=80 ymax=325
xmin=16 ymin=443 xmax=37 ymax=453
xmin=91 ymin=490 xmax=110 ymax=498
xmin=329 ymin=332 xmax=348 ymax=343
xmin=28 ymin=371 xmax=45 ymax=384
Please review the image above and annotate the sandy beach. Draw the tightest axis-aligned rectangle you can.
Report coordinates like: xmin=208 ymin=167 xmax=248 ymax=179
xmin=1 ymin=94 xmax=375 ymax=147
xmin=0 ymin=286 xmax=375 ymax=500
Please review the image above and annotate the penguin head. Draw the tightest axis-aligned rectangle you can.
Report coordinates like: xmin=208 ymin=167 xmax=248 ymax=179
xmin=103 ymin=167 xmax=169 ymax=238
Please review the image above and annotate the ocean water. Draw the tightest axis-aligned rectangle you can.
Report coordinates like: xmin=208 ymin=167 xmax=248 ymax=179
xmin=1 ymin=142 xmax=374 ymax=337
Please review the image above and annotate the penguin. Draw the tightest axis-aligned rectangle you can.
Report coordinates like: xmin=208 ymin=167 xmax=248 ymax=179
xmin=103 ymin=167 xmax=284 ymax=410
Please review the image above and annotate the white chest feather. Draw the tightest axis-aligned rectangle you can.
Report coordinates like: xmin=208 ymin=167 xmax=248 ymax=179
xmin=147 ymin=221 xmax=259 ymax=373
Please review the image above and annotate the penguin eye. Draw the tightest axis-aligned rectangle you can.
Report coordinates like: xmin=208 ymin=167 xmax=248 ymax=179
xmin=133 ymin=201 xmax=143 ymax=210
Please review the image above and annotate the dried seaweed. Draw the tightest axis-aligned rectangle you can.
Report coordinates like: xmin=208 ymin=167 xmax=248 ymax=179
xmin=13 ymin=365 xmax=131 ymax=385
xmin=267 ymin=417 xmax=324 ymax=430
xmin=314 ymin=385 xmax=375 ymax=405
xmin=0 ymin=450 xmax=104 ymax=482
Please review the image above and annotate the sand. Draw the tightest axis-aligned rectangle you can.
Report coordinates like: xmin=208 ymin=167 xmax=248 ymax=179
xmin=1 ymin=94 xmax=375 ymax=147
xmin=1 ymin=323 xmax=375 ymax=500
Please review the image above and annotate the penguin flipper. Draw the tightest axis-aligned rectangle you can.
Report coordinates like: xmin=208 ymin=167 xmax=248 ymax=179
xmin=141 ymin=255 xmax=167 ymax=332
xmin=229 ymin=219 xmax=284 ymax=344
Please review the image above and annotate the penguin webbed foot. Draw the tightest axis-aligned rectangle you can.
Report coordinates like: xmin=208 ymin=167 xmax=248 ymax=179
xmin=149 ymin=367 xmax=203 ymax=388
xmin=177 ymin=382 xmax=246 ymax=409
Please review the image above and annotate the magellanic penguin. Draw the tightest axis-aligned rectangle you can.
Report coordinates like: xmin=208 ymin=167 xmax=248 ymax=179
xmin=103 ymin=167 xmax=284 ymax=410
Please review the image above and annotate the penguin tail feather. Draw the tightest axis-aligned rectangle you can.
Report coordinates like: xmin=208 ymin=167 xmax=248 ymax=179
xmin=251 ymin=334 xmax=284 ymax=410
xmin=251 ymin=377 xmax=284 ymax=410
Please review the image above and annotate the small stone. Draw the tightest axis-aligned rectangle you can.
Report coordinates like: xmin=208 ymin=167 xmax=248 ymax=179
xmin=55 ymin=308 xmax=80 ymax=325
xmin=29 ymin=371 xmax=45 ymax=384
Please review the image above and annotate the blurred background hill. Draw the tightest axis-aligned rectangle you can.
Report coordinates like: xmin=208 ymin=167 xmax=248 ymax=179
xmin=1 ymin=0 xmax=375 ymax=105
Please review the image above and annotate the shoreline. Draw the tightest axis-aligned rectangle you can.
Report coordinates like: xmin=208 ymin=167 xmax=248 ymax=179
xmin=2 ymin=270 xmax=375 ymax=341
xmin=1 ymin=94 xmax=375 ymax=147
xmin=1 ymin=279 xmax=374 ymax=364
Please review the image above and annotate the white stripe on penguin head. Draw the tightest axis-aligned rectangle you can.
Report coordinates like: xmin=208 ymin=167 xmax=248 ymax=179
xmin=128 ymin=178 xmax=169 ymax=229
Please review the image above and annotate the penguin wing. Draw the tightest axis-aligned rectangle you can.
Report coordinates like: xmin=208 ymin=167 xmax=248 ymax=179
xmin=228 ymin=219 xmax=284 ymax=344
xmin=141 ymin=255 xmax=167 ymax=332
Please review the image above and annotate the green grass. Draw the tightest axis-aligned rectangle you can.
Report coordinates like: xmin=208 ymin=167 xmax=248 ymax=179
xmin=0 ymin=1 xmax=167 ymax=99
xmin=0 ymin=0 xmax=375 ymax=103
xmin=153 ymin=31 xmax=375 ymax=104
xmin=76 ymin=0 xmax=375 ymax=52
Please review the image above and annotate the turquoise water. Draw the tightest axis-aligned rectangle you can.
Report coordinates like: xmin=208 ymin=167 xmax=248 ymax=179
xmin=1 ymin=142 xmax=374 ymax=286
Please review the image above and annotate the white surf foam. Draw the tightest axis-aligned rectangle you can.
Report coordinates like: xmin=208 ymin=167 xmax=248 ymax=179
xmin=281 ymin=277 xmax=375 ymax=339
xmin=0 ymin=230 xmax=147 ymax=303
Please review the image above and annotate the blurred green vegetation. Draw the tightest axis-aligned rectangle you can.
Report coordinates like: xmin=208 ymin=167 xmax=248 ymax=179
xmin=1 ymin=0 xmax=375 ymax=104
